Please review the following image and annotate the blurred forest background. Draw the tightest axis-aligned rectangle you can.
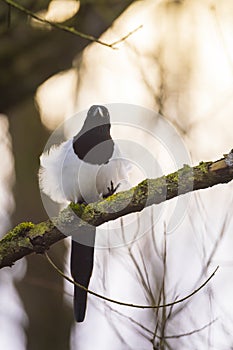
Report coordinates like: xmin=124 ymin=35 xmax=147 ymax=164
xmin=0 ymin=0 xmax=233 ymax=349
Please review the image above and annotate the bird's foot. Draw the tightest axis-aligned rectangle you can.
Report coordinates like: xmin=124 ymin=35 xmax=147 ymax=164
xmin=103 ymin=181 xmax=120 ymax=198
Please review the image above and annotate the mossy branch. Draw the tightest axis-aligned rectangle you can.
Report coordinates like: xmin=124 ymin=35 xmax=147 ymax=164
xmin=0 ymin=150 xmax=233 ymax=269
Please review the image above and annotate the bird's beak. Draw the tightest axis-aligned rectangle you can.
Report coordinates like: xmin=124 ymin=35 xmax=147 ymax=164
xmin=94 ymin=106 xmax=104 ymax=117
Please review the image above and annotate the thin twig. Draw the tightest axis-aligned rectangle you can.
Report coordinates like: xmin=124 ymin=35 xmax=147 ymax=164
xmin=110 ymin=25 xmax=143 ymax=46
xmin=152 ymin=222 xmax=168 ymax=348
xmin=157 ymin=319 xmax=217 ymax=339
xmin=1 ymin=0 xmax=142 ymax=49
xmin=106 ymin=303 xmax=154 ymax=335
xmin=45 ymin=252 xmax=219 ymax=309
xmin=120 ymin=217 xmax=154 ymax=302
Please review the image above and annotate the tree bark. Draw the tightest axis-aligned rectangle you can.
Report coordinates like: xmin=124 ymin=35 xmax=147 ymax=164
xmin=0 ymin=151 xmax=232 ymax=269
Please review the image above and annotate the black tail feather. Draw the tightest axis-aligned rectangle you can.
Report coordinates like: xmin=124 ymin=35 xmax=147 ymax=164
xmin=70 ymin=226 xmax=96 ymax=322
xmin=73 ymin=283 xmax=88 ymax=322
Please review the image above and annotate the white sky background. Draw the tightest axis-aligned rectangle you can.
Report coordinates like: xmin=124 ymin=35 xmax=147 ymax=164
xmin=13 ymin=0 xmax=233 ymax=348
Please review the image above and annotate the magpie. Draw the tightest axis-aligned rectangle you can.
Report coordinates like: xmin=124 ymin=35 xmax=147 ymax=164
xmin=39 ymin=105 xmax=129 ymax=322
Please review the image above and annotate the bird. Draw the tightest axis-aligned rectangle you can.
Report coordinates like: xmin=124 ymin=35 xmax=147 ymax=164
xmin=39 ymin=105 xmax=130 ymax=322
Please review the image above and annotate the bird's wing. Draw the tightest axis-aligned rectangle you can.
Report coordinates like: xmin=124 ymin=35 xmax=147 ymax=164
xmin=39 ymin=139 xmax=78 ymax=203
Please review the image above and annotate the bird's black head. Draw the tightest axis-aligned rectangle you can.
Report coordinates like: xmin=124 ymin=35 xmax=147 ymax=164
xmin=83 ymin=105 xmax=111 ymax=132
xmin=73 ymin=105 xmax=114 ymax=164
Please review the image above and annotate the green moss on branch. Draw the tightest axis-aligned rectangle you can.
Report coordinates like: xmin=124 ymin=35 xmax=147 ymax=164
xmin=0 ymin=151 xmax=232 ymax=269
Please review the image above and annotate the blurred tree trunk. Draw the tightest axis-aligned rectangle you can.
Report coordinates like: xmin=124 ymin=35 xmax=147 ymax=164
xmin=9 ymin=99 xmax=73 ymax=350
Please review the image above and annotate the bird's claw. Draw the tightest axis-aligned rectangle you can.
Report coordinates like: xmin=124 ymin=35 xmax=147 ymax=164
xmin=103 ymin=181 xmax=120 ymax=198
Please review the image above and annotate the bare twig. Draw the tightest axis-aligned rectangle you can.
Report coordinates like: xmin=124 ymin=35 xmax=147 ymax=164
xmin=1 ymin=0 xmax=142 ymax=49
xmin=157 ymin=319 xmax=217 ymax=339
xmin=45 ymin=251 xmax=219 ymax=309
xmin=110 ymin=25 xmax=143 ymax=46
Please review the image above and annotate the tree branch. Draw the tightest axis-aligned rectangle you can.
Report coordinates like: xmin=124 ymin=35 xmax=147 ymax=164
xmin=45 ymin=252 xmax=219 ymax=309
xmin=2 ymin=0 xmax=141 ymax=49
xmin=0 ymin=150 xmax=233 ymax=269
